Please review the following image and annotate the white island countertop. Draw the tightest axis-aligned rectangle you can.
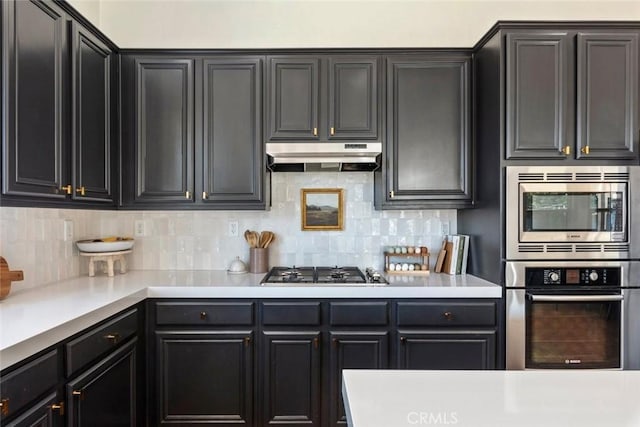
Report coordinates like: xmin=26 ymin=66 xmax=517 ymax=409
xmin=0 ymin=270 xmax=499 ymax=370
xmin=342 ymin=370 xmax=640 ymax=427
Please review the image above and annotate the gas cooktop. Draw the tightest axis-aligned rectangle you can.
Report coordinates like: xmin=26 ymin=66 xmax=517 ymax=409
xmin=260 ymin=266 xmax=387 ymax=286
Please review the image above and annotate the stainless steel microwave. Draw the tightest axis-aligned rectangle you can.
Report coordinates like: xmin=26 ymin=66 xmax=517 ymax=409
xmin=506 ymin=166 xmax=640 ymax=260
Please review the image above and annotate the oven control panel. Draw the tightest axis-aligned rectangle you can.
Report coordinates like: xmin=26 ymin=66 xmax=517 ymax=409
xmin=525 ymin=267 xmax=621 ymax=286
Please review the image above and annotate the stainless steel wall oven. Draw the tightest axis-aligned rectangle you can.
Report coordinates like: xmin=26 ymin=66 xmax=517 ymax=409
xmin=506 ymin=166 xmax=640 ymax=260
xmin=506 ymin=261 xmax=640 ymax=370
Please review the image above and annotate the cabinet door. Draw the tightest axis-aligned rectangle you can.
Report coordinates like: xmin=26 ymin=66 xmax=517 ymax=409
xmin=70 ymin=22 xmax=113 ymax=202
xmin=2 ymin=0 xmax=67 ymax=198
xmin=134 ymin=58 xmax=194 ymax=203
xmin=577 ymin=32 xmax=639 ymax=160
xmin=505 ymin=32 xmax=572 ymax=159
xmin=397 ymin=331 xmax=496 ymax=370
xmin=328 ymin=56 xmax=379 ymax=140
xmin=155 ymin=331 xmax=254 ymax=425
xmin=328 ymin=332 xmax=389 ymax=427
xmin=4 ymin=393 xmax=60 ymax=427
xmin=202 ymin=58 xmax=265 ymax=207
xmin=381 ymin=56 xmax=471 ymax=209
xmin=261 ymin=331 xmax=321 ymax=426
xmin=66 ymin=339 xmax=137 ymax=427
xmin=266 ymin=57 xmax=320 ymax=140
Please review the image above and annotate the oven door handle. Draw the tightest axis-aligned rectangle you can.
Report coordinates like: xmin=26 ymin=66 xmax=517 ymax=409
xmin=527 ymin=294 xmax=624 ymax=302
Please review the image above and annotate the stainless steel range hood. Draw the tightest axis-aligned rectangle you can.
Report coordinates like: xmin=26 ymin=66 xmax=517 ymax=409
xmin=266 ymin=142 xmax=382 ymax=172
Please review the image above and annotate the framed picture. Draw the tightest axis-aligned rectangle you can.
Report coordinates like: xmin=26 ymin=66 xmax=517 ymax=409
xmin=301 ymin=188 xmax=344 ymax=231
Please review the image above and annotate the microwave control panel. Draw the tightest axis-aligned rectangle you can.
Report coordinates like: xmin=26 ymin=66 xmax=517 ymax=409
xmin=525 ymin=267 xmax=621 ymax=286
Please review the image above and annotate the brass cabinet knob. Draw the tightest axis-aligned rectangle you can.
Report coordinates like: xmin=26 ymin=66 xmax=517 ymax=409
xmin=244 ymin=336 xmax=251 ymax=347
xmin=104 ymin=333 xmax=120 ymax=343
xmin=75 ymin=186 xmax=86 ymax=196
xmin=0 ymin=398 xmax=9 ymax=416
xmin=561 ymin=145 xmax=571 ymax=155
xmin=200 ymin=311 xmax=207 ymax=320
xmin=400 ymin=336 xmax=406 ymax=343
xmin=581 ymin=146 xmax=590 ymax=155
xmin=443 ymin=311 xmax=454 ymax=321
xmin=72 ymin=390 xmax=83 ymax=400
xmin=50 ymin=402 xmax=64 ymax=415
xmin=313 ymin=337 xmax=319 ymax=349
xmin=389 ymin=190 xmax=395 ymax=198
xmin=61 ymin=185 xmax=72 ymax=195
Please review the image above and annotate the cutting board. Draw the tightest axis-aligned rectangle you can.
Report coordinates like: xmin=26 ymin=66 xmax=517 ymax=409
xmin=1 ymin=257 xmax=24 ymax=299
xmin=434 ymin=240 xmax=449 ymax=273
xmin=440 ymin=242 xmax=454 ymax=274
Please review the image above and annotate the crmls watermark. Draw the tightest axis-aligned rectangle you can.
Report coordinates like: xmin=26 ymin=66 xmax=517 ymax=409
xmin=407 ymin=411 xmax=459 ymax=425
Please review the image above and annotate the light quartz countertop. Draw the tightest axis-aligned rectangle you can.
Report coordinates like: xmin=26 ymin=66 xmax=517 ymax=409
xmin=342 ymin=370 xmax=640 ymax=427
xmin=0 ymin=270 xmax=499 ymax=370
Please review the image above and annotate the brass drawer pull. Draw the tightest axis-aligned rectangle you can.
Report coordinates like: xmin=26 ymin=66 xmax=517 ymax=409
xmin=244 ymin=336 xmax=251 ymax=347
xmin=72 ymin=390 xmax=84 ymax=400
xmin=200 ymin=311 xmax=207 ymax=320
xmin=561 ymin=145 xmax=571 ymax=155
xmin=0 ymin=398 xmax=9 ymax=416
xmin=581 ymin=146 xmax=590 ymax=155
xmin=400 ymin=336 xmax=406 ymax=343
xmin=61 ymin=185 xmax=72 ymax=195
xmin=443 ymin=311 xmax=454 ymax=321
xmin=313 ymin=337 xmax=319 ymax=349
xmin=75 ymin=186 xmax=86 ymax=196
xmin=313 ymin=127 xmax=318 ymax=136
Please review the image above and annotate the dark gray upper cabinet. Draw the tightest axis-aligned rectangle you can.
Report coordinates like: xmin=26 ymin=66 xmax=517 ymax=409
xmin=328 ymin=56 xmax=379 ymax=140
xmin=202 ymin=57 xmax=265 ymax=207
xmin=267 ymin=57 xmax=320 ymax=140
xmin=2 ymin=0 xmax=67 ymax=199
xmin=505 ymin=32 xmax=572 ymax=159
xmin=133 ymin=58 xmax=195 ymax=204
xmin=576 ymin=32 xmax=639 ymax=159
xmin=375 ymin=54 xmax=472 ymax=210
xmin=504 ymin=29 xmax=639 ymax=161
xmin=71 ymin=22 xmax=113 ymax=203
xmin=266 ymin=55 xmax=380 ymax=142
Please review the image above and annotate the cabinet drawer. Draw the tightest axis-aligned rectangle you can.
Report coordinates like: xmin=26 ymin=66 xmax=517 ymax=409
xmin=65 ymin=309 xmax=138 ymax=376
xmin=155 ymin=302 xmax=254 ymax=326
xmin=329 ymin=302 xmax=388 ymax=326
xmin=262 ymin=302 xmax=321 ymax=325
xmin=0 ymin=350 xmax=58 ymax=421
xmin=396 ymin=302 xmax=496 ymax=327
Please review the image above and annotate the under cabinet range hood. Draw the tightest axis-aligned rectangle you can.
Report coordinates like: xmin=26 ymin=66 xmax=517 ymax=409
xmin=266 ymin=142 xmax=382 ymax=172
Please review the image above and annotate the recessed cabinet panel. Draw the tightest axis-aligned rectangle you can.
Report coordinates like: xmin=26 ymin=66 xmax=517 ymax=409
xmin=135 ymin=58 xmax=194 ymax=203
xmin=3 ymin=392 xmax=58 ymax=427
xmin=505 ymin=33 xmax=571 ymax=159
xmin=2 ymin=0 xmax=66 ymax=197
xmin=156 ymin=331 xmax=254 ymax=425
xmin=261 ymin=331 xmax=321 ymax=426
xmin=380 ymin=56 xmax=471 ymax=209
xmin=267 ymin=58 xmax=319 ymax=140
xmin=203 ymin=58 xmax=263 ymax=204
xmin=71 ymin=22 xmax=112 ymax=202
xmin=397 ymin=331 xmax=496 ymax=370
xmin=328 ymin=57 xmax=379 ymax=139
xmin=577 ymin=32 xmax=639 ymax=159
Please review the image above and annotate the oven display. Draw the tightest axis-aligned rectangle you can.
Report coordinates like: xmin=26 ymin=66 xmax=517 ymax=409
xmin=566 ymin=269 xmax=580 ymax=284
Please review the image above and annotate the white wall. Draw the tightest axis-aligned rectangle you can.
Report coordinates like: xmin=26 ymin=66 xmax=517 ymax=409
xmin=72 ymin=0 xmax=640 ymax=48
xmin=67 ymin=0 xmax=101 ymax=29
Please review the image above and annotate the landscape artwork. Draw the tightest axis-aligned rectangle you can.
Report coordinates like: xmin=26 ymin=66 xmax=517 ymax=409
xmin=301 ymin=188 xmax=344 ymax=231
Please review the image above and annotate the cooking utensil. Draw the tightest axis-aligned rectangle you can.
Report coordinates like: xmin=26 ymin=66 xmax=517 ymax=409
xmin=244 ymin=230 xmax=260 ymax=248
xmin=1 ymin=257 xmax=24 ymax=299
xmin=260 ymin=231 xmax=275 ymax=248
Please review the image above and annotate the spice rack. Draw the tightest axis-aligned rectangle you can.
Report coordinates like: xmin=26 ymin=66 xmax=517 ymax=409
xmin=384 ymin=251 xmax=430 ymax=275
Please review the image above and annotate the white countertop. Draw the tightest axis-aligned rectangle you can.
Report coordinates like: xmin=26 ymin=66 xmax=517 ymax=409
xmin=0 ymin=270 xmax=499 ymax=370
xmin=342 ymin=370 xmax=640 ymax=427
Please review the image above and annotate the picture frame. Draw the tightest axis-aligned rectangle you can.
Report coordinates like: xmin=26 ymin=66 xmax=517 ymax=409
xmin=301 ymin=188 xmax=344 ymax=231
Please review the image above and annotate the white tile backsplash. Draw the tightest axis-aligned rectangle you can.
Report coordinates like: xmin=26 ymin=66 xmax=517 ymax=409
xmin=0 ymin=172 xmax=456 ymax=290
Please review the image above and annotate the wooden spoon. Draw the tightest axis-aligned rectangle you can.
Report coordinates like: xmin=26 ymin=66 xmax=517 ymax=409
xmin=261 ymin=231 xmax=275 ymax=248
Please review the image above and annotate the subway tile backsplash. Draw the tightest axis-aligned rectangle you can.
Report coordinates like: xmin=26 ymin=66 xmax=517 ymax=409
xmin=0 ymin=173 xmax=455 ymax=290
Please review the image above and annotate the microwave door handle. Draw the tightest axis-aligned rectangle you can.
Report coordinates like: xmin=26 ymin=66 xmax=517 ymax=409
xmin=527 ymin=294 xmax=624 ymax=302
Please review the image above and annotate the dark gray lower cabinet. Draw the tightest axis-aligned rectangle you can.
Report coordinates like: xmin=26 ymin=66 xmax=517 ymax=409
xmin=397 ymin=331 xmax=496 ymax=370
xmin=154 ymin=331 xmax=254 ymax=426
xmin=66 ymin=338 xmax=137 ymax=427
xmin=328 ymin=332 xmax=389 ymax=427
xmin=4 ymin=393 xmax=59 ymax=427
xmin=261 ymin=331 xmax=322 ymax=427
